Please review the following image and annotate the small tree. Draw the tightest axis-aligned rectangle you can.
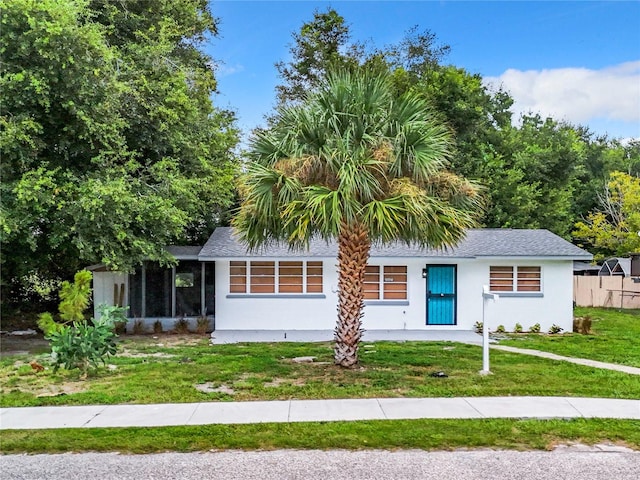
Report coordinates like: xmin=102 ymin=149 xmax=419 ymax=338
xmin=234 ymin=69 xmax=481 ymax=367
xmin=574 ymin=171 xmax=640 ymax=258
xmin=37 ymin=270 xmax=127 ymax=378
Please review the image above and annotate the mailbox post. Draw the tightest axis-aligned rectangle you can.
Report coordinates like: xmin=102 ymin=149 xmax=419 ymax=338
xmin=480 ymin=285 xmax=499 ymax=375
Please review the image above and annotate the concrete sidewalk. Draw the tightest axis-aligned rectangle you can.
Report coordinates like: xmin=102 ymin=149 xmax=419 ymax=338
xmin=1 ymin=396 xmax=639 ymax=430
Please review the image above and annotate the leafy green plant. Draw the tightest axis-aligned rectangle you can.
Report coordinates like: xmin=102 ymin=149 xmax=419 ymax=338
xmin=45 ymin=303 xmax=126 ymax=379
xmin=529 ymin=323 xmax=541 ymax=333
xmin=474 ymin=321 xmax=483 ymax=333
xmin=514 ymin=323 xmax=523 ymax=333
xmin=496 ymin=325 xmax=506 ymax=333
xmin=548 ymin=324 xmax=564 ymax=334
xmin=58 ymin=271 xmax=92 ymax=322
xmin=36 ymin=271 xmax=94 ymax=335
xmin=48 ymin=315 xmax=119 ymax=379
xmin=36 ymin=312 xmax=62 ymax=336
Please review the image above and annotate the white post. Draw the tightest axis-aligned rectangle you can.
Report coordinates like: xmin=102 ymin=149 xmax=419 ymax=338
xmin=480 ymin=285 xmax=498 ymax=375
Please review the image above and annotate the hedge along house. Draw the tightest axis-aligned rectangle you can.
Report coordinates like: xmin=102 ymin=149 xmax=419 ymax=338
xmin=92 ymin=227 xmax=591 ymax=335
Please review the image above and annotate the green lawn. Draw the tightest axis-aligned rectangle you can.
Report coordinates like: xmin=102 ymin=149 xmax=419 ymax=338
xmin=2 ymin=333 xmax=639 ymax=408
xmin=2 ymin=419 xmax=639 ymax=453
xmin=499 ymin=307 xmax=640 ymax=368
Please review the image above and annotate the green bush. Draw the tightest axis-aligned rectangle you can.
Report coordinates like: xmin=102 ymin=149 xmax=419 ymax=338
xmin=496 ymin=325 xmax=506 ymax=333
xmin=36 ymin=270 xmax=93 ymax=335
xmin=529 ymin=323 xmax=541 ymax=333
xmin=474 ymin=321 xmax=483 ymax=333
xmin=548 ymin=324 xmax=564 ymax=334
xmin=46 ymin=303 xmax=127 ymax=378
xmin=514 ymin=323 xmax=523 ymax=333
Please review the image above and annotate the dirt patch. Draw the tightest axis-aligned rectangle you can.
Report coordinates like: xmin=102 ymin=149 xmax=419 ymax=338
xmin=119 ymin=334 xmax=208 ymax=348
xmin=118 ymin=350 xmax=176 ymax=359
xmin=0 ymin=335 xmax=50 ymax=357
xmin=263 ymin=377 xmax=307 ymax=388
xmin=194 ymin=382 xmax=235 ymax=394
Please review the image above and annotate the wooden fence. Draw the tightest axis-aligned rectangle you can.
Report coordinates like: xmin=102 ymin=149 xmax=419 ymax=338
xmin=573 ymin=276 xmax=640 ymax=309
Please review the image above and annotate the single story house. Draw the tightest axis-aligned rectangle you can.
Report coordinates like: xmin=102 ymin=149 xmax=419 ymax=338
xmin=92 ymin=227 xmax=592 ymax=334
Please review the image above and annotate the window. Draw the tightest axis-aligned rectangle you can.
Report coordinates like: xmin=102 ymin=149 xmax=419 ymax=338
xmin=364 ymin=265 xmax=408 ymax=300
xmin=250 ymin=261 xmax=275 ymax=293
xmin=229 ymin=261 xmax=323 ymax=294
xmin=490 ymin=266 xmax=541 ymax=292
xmin=230 ymin=261 xmax=247 ymax=293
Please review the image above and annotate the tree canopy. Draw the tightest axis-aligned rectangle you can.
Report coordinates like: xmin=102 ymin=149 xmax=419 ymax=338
xmin=574 ymin=171 xmax=640 ymax=258
xmin=1 ymin=0 xmax=239 ymax=307
xmin=272 ymin=7 xmax=637 ymax=243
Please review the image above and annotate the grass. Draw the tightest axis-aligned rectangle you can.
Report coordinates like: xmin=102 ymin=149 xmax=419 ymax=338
xmin=498 ymin=307 xmax=640 ymax=368
xmin=2 ymin=333 xmax=639 ymax=407
xmin=2 ymin=419 xmax=639 ymax=454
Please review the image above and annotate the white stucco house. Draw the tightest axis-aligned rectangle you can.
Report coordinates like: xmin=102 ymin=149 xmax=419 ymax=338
xmin=92 ymin=227 xmax=592 ymax=336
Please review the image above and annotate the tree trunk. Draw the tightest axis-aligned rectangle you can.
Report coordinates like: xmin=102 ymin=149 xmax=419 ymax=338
xmin=334 ymin=223 xmax=370 ymax=367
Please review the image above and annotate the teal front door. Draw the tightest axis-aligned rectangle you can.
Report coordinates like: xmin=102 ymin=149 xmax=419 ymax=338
xmin=425 ymin=265 xmax=457 ymax=325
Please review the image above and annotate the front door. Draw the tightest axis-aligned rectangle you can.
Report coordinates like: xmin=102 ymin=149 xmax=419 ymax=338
xmin=425 ymin=265 xmax=457 ymax=325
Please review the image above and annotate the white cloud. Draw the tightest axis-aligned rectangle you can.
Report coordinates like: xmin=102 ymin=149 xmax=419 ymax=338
xmin=216 ymin=63 xmax=245 ymax=77
xmin=484 ymin=61 xmax=640 ymax=133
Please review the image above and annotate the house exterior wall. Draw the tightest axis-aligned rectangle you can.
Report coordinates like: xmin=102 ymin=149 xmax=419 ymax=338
xmin=213 ymin=257 xmax=575 ymax=333
xmin=93 ymin=272 xmax=128 ymax=319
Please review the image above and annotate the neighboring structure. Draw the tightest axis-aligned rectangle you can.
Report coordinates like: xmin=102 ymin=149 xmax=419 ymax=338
xmin=598 ymin=257 xmax=631 ymax=277
xmin=92 ymin=228 xmax=591 ymax=334
xmin=573 ymin=261 xmax=600 ymax=276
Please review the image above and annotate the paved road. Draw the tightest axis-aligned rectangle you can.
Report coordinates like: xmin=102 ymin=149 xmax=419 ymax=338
xmin=2 ymin=449 xmax=639 ymax=480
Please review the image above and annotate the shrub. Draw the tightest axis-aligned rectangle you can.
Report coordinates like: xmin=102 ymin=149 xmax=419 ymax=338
xmin=196 ymin=316 xmax=210 ymax=334
xmin=514 ymin=323 xmax=523 ymax=333
xmin=529 ymin=323 xmax=541 ymax=333
xmin=573 ymin=316 xmax=592 ymax=334
xmin=495 ymin=325 xmax=506 ymax=333
xmin=548 ymin=324 xmax=563 ymax=334
xmin=132 ymin=319 xmax=146 ymax=334
xmin=174 ymin=317 xmax=190 ymax=334
xmin=153 ymin=320 xmax=163 ymax=334
xmin=474 ymin=321 xmax=483 ymax=333
xmin=58 ymin=271 xmax=92 ymax=322
xmin=36 ymin=270 xmax=93 ymax=335
xmin=47 ymin=313 xmax=119 ymax=378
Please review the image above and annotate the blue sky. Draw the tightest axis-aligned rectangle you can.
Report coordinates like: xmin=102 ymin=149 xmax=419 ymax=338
xmin=207 ymin=1 xmax=640 ymax=140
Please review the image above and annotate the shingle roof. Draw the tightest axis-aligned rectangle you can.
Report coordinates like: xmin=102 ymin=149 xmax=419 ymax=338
xmin=165 ymin=246 xmax=202 ymax=259
xmin=198 ymin=227 xmax=592 ymax=260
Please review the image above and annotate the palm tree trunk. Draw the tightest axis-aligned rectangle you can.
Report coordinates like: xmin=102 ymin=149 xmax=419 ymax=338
xmin=334 ymin=223 xmax=370 ymax=367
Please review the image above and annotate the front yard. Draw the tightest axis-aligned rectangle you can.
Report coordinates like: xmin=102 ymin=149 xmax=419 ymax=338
xmin=498 ymin=307 xmax=640 ymax=368
xmin=2 ymin=328 xmax=639 ymax=408
xmin=2 ymin=306 xmax=639 ymax=454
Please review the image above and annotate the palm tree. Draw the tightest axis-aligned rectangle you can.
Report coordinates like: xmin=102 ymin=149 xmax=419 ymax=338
xmin=233 ymin=69 xmax=482 ymax=367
